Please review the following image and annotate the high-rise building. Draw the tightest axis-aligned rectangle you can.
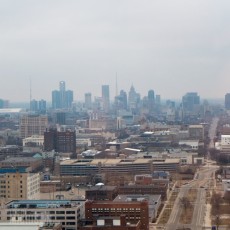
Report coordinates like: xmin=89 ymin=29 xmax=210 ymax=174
xmin=85 ymin=93 xmax=92 ymax=109
xmin=19 ymin=115 xmax=48 ymax=138
xmin=0 ymin=169 xmax=40 ymax=200
xmin=44 ymin=128 xmax=76 ymax=153
xmin=115 ymin=90 xmax=128 ymax=111
xmin=31 ymin=99 xmax=46 ymax=114
xmin=52 ymin=90 xmax=61 ymax=109
xmin=128 ymin=85 xmax=140 ymax=110
xmin=155 ymin=95 xmax=161 ymax=105
xmin=52 ymin=81 xmax=73 ymax=109
xmin=30 ymin=99 xmax=38 ymax=112
xmin=102 ymin=85 xmax=110 ymax=113
xmin=148 ymin=90 xmax=155 ymax=112
xmin=182 ymin=92 xmax=200 ymax=112
xmin=225 ymin=93 xmax=230 ymax=110
xmin=38 ymin=99 xmax=46 ymax=114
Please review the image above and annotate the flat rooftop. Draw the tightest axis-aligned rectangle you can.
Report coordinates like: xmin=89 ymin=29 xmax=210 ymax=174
xmin=7 ymin=199 xmax=85 ymax=209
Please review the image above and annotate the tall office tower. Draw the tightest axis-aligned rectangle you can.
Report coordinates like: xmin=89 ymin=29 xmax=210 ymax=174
xmin=115 ymin=90 xmax=128 ymax=111
xmin=155 ymin=95 xmax=161 ymax=105
xmin=65 ymin=90 xmax=73 ymax=108
xmin=52 ymin=90 xmax=61 ymax=109
xmin=128 ymin=85 xmax=140 ymax=110
xmin=44 ymin=128 xmax=76 ymax=153
xmin=38 ymin=99 xmax=46 ymax=114
xmin=19 ymin=114 xmax=48 ymax=138
xmin=52 ymin=81 xmax=73 ymax=109
xmin=102 ymin=85 xmax=110 ymax=113
xmin=59 ymin=81 xmax=66 ymax=108
xmin=85 ymin=93 xmax=92 ymax=109
xmin=56 ymin=112 xmax=66 ymax=125
xmin=30 ymin=99 xmax=38 ymax=112
xmin=182 ymin=92 xmax=200 ymax=112
xmin=148 ymin=89 xmax=155 ymax=112
xmin=225 ymin=93 xmax=230 ymax=110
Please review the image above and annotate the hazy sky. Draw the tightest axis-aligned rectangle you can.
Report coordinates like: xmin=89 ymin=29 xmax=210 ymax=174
xmin=1 ymin=0 xmax=230 ymax=102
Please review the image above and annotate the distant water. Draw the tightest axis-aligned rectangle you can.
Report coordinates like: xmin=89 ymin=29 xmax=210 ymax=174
xmin=9 ymin=102 xmax=52 ymax=109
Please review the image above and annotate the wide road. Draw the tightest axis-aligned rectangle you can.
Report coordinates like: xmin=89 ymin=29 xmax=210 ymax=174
xmin=165 ymin=166 xmax=217 ymax=230
xmin=165 ymin=117 xmax=220 ymax=230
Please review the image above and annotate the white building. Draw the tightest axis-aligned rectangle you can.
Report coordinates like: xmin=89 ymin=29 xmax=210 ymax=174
xmin=221 ymin=135 xmax=230 ymax=150
xmin=23 ymin=135 xmax=44 ymax=147
xmin=0 ymin=199 xmax=85 ymax=230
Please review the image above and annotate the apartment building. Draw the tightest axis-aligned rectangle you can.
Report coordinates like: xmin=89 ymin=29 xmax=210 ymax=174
xmin=0 ymin=169 xmax=40 ymax=200
xmin=19 ymin=115 xmax=48 ymax=138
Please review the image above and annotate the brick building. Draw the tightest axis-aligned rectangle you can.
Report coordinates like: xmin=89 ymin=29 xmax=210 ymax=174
xmin=44 ymin=128 xmax=76 ymax=154
xmin=86 ymin=185 xmax=118 ymax=201
xmin=118 ymin=184 xmax=168 ymax=200
xmin=84 ymin=200 xmax=149 ymax=230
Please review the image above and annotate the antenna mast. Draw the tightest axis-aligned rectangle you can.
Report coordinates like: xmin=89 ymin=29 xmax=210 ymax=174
xmin=116 ymin=72 xmax=118 ymax=97
xmin=29 ymin=78 xmax=32 ymax=112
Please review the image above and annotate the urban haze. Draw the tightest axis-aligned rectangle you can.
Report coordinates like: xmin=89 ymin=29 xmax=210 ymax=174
xmin=0 ymin=1 xmax=230 ymax=230
xmin=1 ymin=0 xmax=230 ymax=102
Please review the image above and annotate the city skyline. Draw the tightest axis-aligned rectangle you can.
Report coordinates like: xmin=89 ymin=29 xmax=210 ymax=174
xmin=1 ymin=0 xmax=230 ymax=102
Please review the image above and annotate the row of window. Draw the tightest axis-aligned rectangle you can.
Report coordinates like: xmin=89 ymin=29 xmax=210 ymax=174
xmin=7 ymin=210 xmax=76 ymax=215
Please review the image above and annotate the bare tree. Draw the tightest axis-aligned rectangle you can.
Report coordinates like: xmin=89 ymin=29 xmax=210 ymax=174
xmin=211 ymin=192 xmax=222 ymax=215
xmin=180 ymin=197 xmax=191 ymax=211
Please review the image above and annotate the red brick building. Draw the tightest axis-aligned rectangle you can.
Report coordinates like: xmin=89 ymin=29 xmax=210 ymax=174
xmin=84 ymin=200 xmax=149 ymax=230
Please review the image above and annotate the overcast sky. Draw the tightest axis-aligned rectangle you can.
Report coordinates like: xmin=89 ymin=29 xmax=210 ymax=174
xmin=1 ymin=0 xmax=230 ymax=102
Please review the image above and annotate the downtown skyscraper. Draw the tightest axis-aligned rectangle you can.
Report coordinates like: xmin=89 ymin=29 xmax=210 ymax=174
xmin=102 ymin=85 xmax=110 ymax=113
xmin=52 ymin=81 xmax=73 ymax=109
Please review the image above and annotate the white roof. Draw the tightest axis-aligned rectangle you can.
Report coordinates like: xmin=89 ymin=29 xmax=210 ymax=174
xmin=0 ymin=108 xmax=22 ymax=113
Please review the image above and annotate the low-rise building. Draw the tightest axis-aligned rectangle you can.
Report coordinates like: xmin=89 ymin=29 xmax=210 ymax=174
xmin=86 ymin=185 xmax=118 ymax=201
xmin=1 ymin=199 xmax=85 ymax=230
xmin=0 ymin=157 xmax=43 ymax=172
xmin=114 ymin=194 xmax=161 ymax=221
xmin=118 ymin=184 xmax=168 ymax=200
xmin=84 ymin=200 xmax=149 ymax=230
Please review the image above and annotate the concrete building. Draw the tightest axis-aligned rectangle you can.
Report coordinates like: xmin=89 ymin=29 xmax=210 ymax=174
xmin=89 ymin=118 xmax=116 ymax=130
xmin=0 ymin=169 xmax=40 ymax=200
xmin=0 ymin=199 xmax=85 ymax=230
xmin=182 ymin=92 xmax=200 ymax=112
xmin=118 ymin=184 xmax=168 ymax=200
xmin=220 ymin=135 xmax=230 ymax=151
xmin=188 ymin=125 xmax=204 ymax=140
xmin=85 ymin=185 xmax=118 ymax=201
xmin=0 ymin=157 xmax=43 ymax=172
xmin=52 ymin=81 xmax=73 ymax=109
xmin=85 ymin=93 xmax=92 ymax=110
xmin=102 ymin=85 xmax=110 ymax=113
xmin=225 ymin=93 xmax=230 ymax=110
xmin=114 ymin=194 xmax=161 ymax=221
xmin=23 ymin=135 xmax=44 ymax=149
xmin=20 ymin=115 xmax=48 ymax=139
xmin=0 ymin=222 xmax=62 ymax=230
xmin=60 ymin=158 xmax=154 ymax=176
